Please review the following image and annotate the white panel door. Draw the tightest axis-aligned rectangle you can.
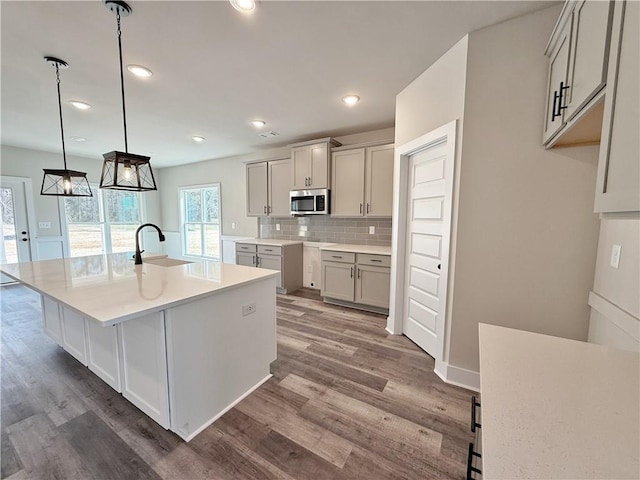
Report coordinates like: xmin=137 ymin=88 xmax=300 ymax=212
xmin=0 ymin=177 xmax=33 ymax=284
xmin=403 ymin=140 xmax=453 ymax=358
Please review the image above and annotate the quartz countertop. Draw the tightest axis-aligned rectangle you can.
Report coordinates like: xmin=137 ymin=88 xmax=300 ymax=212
xmin=236 ymin=239 xmax=303 ymax=247
xmin=0 ymin=253 xmax=278 ymax=326
xmin=320 ymin=244 xmax=391 ymax=256
xmin=479 ymin=323 xmax=640 ymax=479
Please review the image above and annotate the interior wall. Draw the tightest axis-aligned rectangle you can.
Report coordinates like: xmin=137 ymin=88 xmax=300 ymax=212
xmin=157 ymin=127 xmax=395 ymax=237
xmin=0 ymin=144 xmax=163 ymax=257
xmin=448 ymin=5 xmax=600 ymax=372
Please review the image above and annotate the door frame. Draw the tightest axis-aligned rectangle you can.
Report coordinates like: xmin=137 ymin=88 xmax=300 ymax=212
xmin=387 ymin=120 xmax=457 ymax=378
xmin=0 ymin=175 xmax=39 ymax=262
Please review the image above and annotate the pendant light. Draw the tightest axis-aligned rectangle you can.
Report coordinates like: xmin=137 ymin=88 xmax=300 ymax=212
xmin=40 ymin=57 xmax=92 ymax=197
xmin=99 ymin=0 xmax=157 ymax=192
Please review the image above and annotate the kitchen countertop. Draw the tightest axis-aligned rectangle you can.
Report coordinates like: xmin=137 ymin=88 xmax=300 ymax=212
xmin=320 ymin=244 xmax=392 ymax=256
xmin=0 ymin=253 xmax=278 ymax=326
xmin=479 ymin=323 xmax=639 ymax=479
xmin=236 ymin=239 xmax=303 ymax=247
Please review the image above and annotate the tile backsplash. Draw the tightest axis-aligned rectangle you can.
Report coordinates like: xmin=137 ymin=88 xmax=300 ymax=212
xmin=259 ymin=216 xmax=392 ymax=246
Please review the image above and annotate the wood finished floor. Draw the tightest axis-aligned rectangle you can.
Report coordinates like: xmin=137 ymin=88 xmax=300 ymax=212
xmin=1 ymin=284 xmax=474 ymax=480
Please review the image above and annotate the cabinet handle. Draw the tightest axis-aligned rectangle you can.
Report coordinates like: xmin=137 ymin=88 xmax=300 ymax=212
xmin=552 ymin=81 xmax=570 ymax=120
xmin=252 ymin=255 xmax=256 ymax=266
xmin=370 ymin=259 xmax=382 ymax=263
xmin=359 ymin=203 xmax=363 ymax=214
xmin=265 ymin=249 xmax=272 ymax=252
xmin=552 ymin=89 xmax=560 ymax=121
xmin=331 ymin=255 xmax=343 ymax=259
xmin=357 ymin=267 xmax=361 ymax=279
xmin=263 ymin=205 xmax=267 ymax=214
xmin=470 ymin=396 xmax=481 ymax=432
xmin=466 ymin=443 xmax=482 ymax=480
xmin=350 ymin=266 xmax=354 ymax=278
xmin=257 ymin=256 xmax=261 ymax=267
xmin=366 ymin=203 xmax=370 ymax=213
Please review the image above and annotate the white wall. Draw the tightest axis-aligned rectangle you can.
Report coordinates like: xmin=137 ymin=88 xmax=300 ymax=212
xmin=157 ymin=127 xmax=395 ymax=237
xmin=394 ymin=5 xmax=602 ymax=378
xmin=0 ymin=144 xmax=163 ymax=258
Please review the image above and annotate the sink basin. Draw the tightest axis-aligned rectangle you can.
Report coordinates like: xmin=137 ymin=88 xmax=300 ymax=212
xmin=144 ymin=257 xmax=193 ymax=267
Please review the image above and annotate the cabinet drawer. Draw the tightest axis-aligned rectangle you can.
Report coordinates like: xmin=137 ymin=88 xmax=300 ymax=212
xmin=321 ymin=251 xmax=356 ymax=264
xmin=236 ymin=243 xmax=257 ymax=253
xmin=357 ymin=253 xmax=390 ymax=267
xmin=258 ymin=245 xmax=282 ymax=256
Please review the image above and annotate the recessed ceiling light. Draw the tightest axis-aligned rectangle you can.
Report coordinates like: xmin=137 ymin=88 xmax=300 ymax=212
xmin=342 ymin=94 xmax=360 ymax=106
xmin=192 ymin=136 xmax=205 ymax=143
xmin=70 ymin=136 xmax=86 ymax=142
xmin=127 ymin=64 xmax=153 ymax=78
xmin=251 ymin=120 xmax=266 ymax=128
xmin=230 ymin=0 xmax=255 ymax=13
xmin=69 ymin=100 xmax=91 ymax=110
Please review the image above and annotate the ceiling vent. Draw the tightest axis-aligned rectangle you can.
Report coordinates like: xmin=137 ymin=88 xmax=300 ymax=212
xmin=258 ymin=130 xmax=279 ymax=138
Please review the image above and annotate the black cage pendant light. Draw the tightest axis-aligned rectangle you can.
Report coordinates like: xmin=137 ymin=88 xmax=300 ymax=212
xmin=99 ymin=0 xmax=157 ymax=192
xmin=40 ymin=57 xmax=93 ymax=197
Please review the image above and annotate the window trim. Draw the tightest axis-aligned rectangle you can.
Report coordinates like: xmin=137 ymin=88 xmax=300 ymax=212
xmin=58 ymin=185 xmax=147 ymax=258
xmin=178 ymin=182 xmax=222 ymax=260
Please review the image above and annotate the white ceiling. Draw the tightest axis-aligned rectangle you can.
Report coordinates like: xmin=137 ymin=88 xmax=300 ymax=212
xmin=1 ymin=0 xmax=557 ymax=168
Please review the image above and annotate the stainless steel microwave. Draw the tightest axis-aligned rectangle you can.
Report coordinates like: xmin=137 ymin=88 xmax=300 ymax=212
xmin=290 ymin=188 xmax=330 ymax=215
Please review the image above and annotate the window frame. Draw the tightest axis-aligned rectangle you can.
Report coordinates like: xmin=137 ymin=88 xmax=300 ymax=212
xmin=59 ymin=185 xmax=147 ymax=258
xmin=179 ymin=183 xmax=222 ymax=261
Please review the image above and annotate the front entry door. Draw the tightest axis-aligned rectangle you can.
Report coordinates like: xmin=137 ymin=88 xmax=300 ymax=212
xmin=402 ymin=138 xmax=453 ymax=358
xmin=1 ymin=177 xmax=33 ymax=284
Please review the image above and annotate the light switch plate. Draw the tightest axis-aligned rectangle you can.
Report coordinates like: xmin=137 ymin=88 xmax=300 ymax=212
xmin=610 ymin=244 xmax=621 ymax=269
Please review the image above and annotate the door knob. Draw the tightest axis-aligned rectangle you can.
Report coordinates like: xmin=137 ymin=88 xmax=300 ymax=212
xmin=21 ymin=238 xmax=28 ymax=242
xmin=437 ymin=264 xmax=441 ymax=270
xmin=21 ymin=231 xmax=27 ymax=235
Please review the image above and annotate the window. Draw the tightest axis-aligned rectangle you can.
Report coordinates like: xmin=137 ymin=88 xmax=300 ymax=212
xmin=180 ymin=184 xmax=221 ymax=259
xmin=62 ymin=188 xmax=143 ymax=257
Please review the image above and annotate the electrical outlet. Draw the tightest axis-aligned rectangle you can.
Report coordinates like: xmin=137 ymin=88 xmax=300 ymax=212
xmin=369 ymin=226 xmax=375 ymax=235
xmin=242 ymin=302 xmax=256 ymax=316
xmin=231 ymin=222 xmax=236 ymax=230
xmin=39 ymin=222 xmax=51 ymax=229
xmin=276 ymin=224 xmax=281 ymax=231
xmin=610 ymin=244 xmax=621 ymax=269
xmin=300 ymin=225 xmax=308 ymax=232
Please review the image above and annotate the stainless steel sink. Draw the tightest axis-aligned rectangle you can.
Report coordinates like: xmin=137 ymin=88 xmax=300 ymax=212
xmin=144 ymin=257 xmax=193 ymax=267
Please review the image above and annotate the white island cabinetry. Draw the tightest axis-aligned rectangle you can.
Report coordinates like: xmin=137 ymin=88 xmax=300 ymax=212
xmin=1 ymin=253 xmax=278 ymax=442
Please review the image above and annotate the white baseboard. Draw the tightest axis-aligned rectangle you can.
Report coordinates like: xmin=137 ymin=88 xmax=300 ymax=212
xmin=435 ymin=361 xmax=480 ymax=392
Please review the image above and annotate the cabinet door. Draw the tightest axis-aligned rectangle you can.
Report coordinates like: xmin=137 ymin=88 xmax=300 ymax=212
xmin=355 ymin=265 xmax=391 ymax=309
xmin=118 ymin=312 xmax=170 ymax=429
xmin=309 ymin=143 xmax=329 ymax=188
xmin=321 ymin=261 xmax=355 ymax=301
xmin=566 ymin=0 xmax=614 ymax=120
xmin=258 ymin=254 xmax=282 ymax=288
xmin=365 ymin=144 xmax=394 ymax=217
xmin=42 ymin=295 xmax=62 ymax=345
xmin=268 ymin=158 xmax=292 ymax=216
xmin=291 ymin=146 xmax=310 ymax=190
xmin=236 ymin=251 xmax=256 ymax=267
xmin=86 ymin=321 xmax=121 ymax=392
xmin=61 ymin=306 xmax=87 ymax=366
xmin=543 ymin=17 xmax=573 ymax=144
xmin=331 ymin=148 xmax=365 ymax=216
xmin=595 ymin=0 xmax=639 ymax=212
xmin=246 ymin=162 xmax=268 ymax=216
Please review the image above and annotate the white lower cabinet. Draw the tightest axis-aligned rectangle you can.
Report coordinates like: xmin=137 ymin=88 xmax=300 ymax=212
xmin=321 ymin=250 xmax=391 ymax=312
xmin=60 ymin=306 xmax=88 ymax=366
xmin=86 ymin=321 xmax=121 ymax=392
xmin=42 ymin=295 xmax=62 ymax=344
xmin=118 ymin=312 xmax=170 ymax=429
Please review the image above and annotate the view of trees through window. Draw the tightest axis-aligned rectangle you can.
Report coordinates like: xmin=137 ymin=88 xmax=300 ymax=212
xmin=64 ymin=189 xmax=142 ymax=257
xmin=181 ymin=185 xmax=220 ymax=259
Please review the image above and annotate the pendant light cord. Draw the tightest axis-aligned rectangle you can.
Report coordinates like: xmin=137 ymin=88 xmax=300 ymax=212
xmin=55 ymin=64 xmax=68 ymax=170
xmin=116 ymin=10 xmax=128 ymax=153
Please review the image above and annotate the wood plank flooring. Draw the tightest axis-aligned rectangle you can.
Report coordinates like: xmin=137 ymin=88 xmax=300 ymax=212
xmin=1 ymin=284 xmax=474 ymax=479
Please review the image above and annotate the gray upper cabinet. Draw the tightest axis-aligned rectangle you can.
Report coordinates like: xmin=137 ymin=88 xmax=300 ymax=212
xmin=290 ymin=138 xmax=341 ymax=190
xmin=543 ymin=0 xmax=614 ymax=147
xmin=246 ymin=158 xmax=291 ymax=217
xmin=594 ymin=0 xmax=639 ymax=212
xmin=331 ymin=143 xmax=394 ymax=217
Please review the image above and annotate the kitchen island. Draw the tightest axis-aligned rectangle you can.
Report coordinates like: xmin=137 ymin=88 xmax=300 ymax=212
xmin=0 ymin=253 xmax=278 ymax=441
